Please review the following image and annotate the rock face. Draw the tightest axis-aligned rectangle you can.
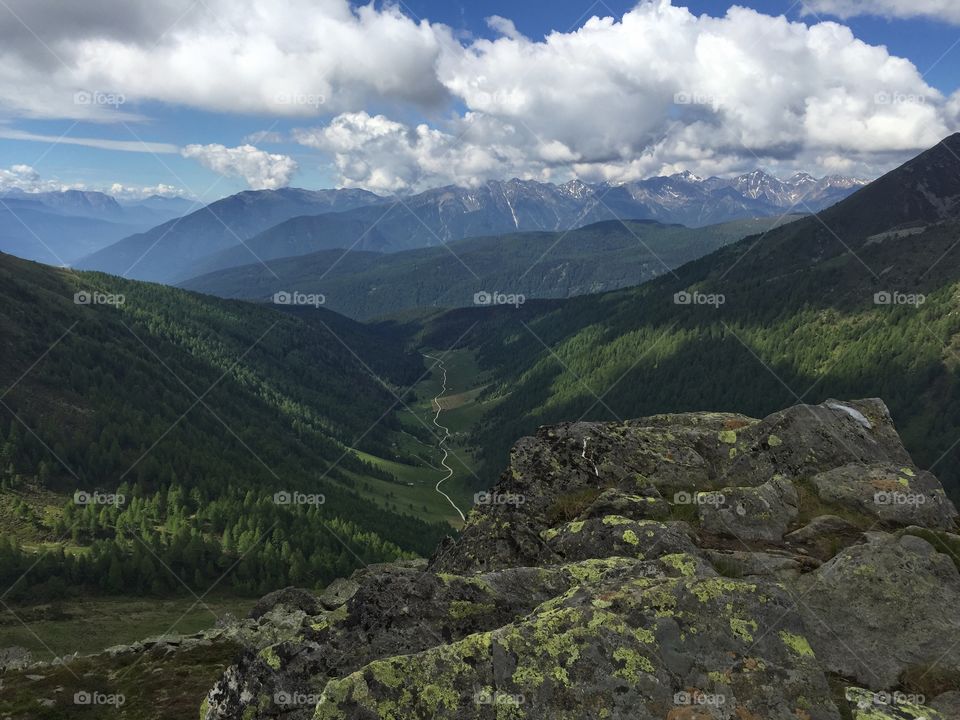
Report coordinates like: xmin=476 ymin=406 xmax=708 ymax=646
xmin=202 ymin=399 xmax=960 ymax=720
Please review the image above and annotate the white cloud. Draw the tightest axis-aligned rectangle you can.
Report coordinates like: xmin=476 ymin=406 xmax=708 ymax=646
xmin=181 ymin=143 xmax=298 ymax=189
xmin=295 ymin=112 xmax=566 ymax=193
xmin=802 ymin=0 xmax=960 ymax=24
xmin=0 ymin=0 xmax=957 ymax=187
xmin=0 ymin=128 xmax=178 ymax=153
xmin=291 ymin=2 xmax=956 ymax=189
xmin=0 ymin=0 xmax=451 ymax=121
xmin=108 ymin=182 xmax=190 ymax=200
xmin=0 ymin=164 xmax=189 ymax=198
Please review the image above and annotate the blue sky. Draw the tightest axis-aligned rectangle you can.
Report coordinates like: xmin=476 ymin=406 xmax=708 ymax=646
xmin=0 ymin=0 xmax=957 ymax=201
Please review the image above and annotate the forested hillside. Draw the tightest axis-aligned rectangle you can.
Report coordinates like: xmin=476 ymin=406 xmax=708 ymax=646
xmin=0 ymin=252 xmax=447 ymax=601
xmin=423 ymin=136 xmax=960 ymax=499
xmin=181 ymin=217 xmax=797 ymax=320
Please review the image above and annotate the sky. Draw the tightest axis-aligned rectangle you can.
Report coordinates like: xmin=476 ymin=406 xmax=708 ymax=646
xmin=0 ymin=0 xmax=958 ymax=201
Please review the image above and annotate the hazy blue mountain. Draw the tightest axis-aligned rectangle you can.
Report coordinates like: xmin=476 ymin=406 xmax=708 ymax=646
xmin=74 ymin=187 xmax=383 ymax=282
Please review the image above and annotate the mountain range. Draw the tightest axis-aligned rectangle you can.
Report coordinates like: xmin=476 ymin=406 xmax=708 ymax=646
xmin=0 ymin=190 xmax=198 ymax=265
xmin=72 ymin=171 xmax=865 ymax=285
xmin=180 ymin=216 xmax=800 ymax=320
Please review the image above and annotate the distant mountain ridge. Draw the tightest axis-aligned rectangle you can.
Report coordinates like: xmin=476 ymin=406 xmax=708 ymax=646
xmin=74 ymin=170 xmax=864 ymax=285
xmin=0 ymin=189 xmax=198 ymax=264
xmin=183 ymin=171 xmax=862 ymax=283
xmin=74 ymin=187 xmax=382 ymax=282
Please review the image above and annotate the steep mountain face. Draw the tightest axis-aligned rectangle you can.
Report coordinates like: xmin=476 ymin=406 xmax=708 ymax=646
xmin=88 ymin=171 xmax=861 ymax=284
xmin=418 ymin=134 xmax=960 ymax=498
xmin=180 ymin=217 xmax=799 ymax=321
xmin=74 ymin=187 xmax=383 ymax=282
xmin=0 ymin=190 xmax=194 ymax=264
xmin=196 ymin=398 xmax=960 ymax=719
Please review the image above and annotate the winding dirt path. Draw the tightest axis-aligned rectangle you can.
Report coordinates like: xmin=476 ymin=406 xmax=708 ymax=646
xmin=423 ymin=354 xmax=467 ymax=522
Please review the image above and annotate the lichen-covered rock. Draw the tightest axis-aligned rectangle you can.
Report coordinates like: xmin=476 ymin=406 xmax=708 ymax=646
xmin=796 ymin=533 xmax=960 ymax=687
xmin=314 ymin=561 xmax=840 ymax=720
xmin=542 ymin=516 xmax=700 ymax=563
xmin=703 ymin=549 xmax=812 ymax=580
xmin=696 ymin=475 xmax=799 ymax=542
xmin=203 ymin=399 xmax=960 ymax=720
xmin=576 ymin=487 xmax=672 ymax=522
xmin=843 ymin=687 xmax=945 ymax=719
xmin=810 ymin=463 xmax=958 ymax=530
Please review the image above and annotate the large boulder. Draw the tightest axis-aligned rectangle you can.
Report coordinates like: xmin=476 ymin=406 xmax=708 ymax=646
xmin=795 ymin=533 xmax=960 ymax=688
xmin=810 ymin=463 xmax=957 ymax=529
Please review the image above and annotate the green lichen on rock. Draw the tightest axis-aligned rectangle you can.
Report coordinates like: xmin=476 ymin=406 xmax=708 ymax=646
xmin=258 ymin=645 xmax=281 ymax=670
xmin=718 ymin=430 xmax=738 ymax=444
xmin=779 ymin=630 xmax=815 ymax=658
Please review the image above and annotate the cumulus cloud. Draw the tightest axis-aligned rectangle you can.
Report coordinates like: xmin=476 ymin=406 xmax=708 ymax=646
xmin=802 ymin=0 xmax=960 ymax=24
xmin=290 ymin=2 xmax=957 ymax=189
xmin=293 ymin=112 xmax=539 ymax=193
xmin=1 ymin=0 xmax=957 ymax=186
xmin=0 ymin=0 xmax=450 ymax=120
xmin=181 ymin=144 xmax=298 ymax=189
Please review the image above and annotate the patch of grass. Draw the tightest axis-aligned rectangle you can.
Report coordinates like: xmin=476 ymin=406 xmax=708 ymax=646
xmin=0 ymin=596 xmax=252 ymax=658
xmin=545 ymin=488 xmax=605 ymax=525
xmin=0 ymin=639 xmax=241 ymax=720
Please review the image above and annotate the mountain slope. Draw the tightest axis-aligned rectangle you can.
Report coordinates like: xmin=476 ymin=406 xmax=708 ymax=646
xmin=75 ymin=187 xmax=382 ymax=282
xmin=420 ymin=134 xmax=960 ymax=497
xmin=0 ymin=252 xmax=448 ymax=597
xmin=180 ymin=216 xmax=801 ymax=320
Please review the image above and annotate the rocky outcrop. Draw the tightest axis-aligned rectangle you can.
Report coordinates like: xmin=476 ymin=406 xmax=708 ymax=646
xmin=202 ymin=399 xmax=960 ymax=720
